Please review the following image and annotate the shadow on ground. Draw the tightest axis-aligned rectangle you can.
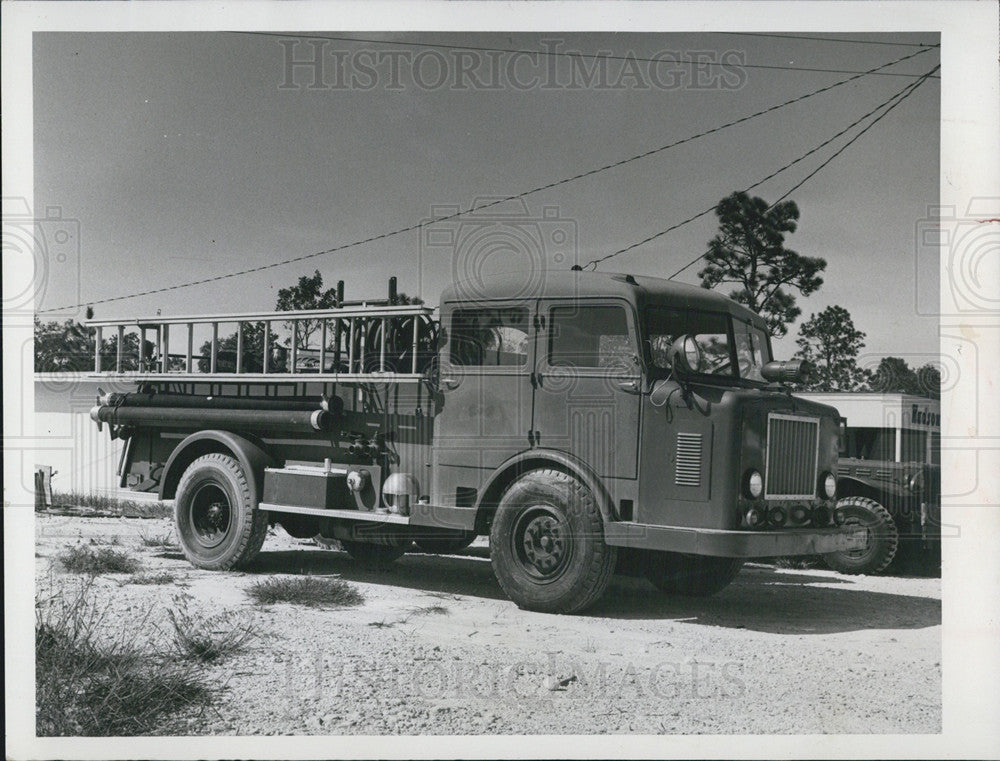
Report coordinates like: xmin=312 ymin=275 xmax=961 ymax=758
xmin=226 ymin=547 xmax=941 ymax=635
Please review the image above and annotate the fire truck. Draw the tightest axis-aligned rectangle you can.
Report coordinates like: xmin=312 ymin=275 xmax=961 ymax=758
xmin=89 ymin=271 xmax=865 ymax=613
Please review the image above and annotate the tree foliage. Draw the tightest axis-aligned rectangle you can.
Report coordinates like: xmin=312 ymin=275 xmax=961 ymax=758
xmin=794 ymin=305 xmax=867 ymax=391
xmin=868 ymin=356 xmax=941 ymax=399
xmin=275 ymin=270 xmax=340 ymax=350
xmin=197 ymin=322 xmax=285 ymax=373
xmin=34 ymin=317 xmax=142 ymax=372
xmin=698 ymin=191 xmax=826 ymax=337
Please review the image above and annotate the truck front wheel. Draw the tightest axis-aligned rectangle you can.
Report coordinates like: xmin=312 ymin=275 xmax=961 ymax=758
xmin=822 ymin=496 xmax=898 ymax=575
xmin=643 ymin=552 xmax=743 ymax=597
xmin=490 ymin=469 xmax=617 ymax=614
xmin=174 ymin=453 xmax=268 ymax=570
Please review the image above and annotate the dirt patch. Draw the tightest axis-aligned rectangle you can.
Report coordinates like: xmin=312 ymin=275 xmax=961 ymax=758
xmin=35 ymin=515 xmax=941 ymax=735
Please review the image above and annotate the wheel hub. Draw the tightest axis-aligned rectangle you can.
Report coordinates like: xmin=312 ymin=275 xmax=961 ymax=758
xmin=521 ymin=514 xmax=565 ymax=574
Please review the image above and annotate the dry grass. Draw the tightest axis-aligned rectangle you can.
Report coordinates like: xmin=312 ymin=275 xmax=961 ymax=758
xmin=49 ymin=490 xmax=172 ymax=518
xmin=247 ymin=576 xmax=364 ymax=608
xmin=36 ymin=580 xmax=209 ymax=736
xmin=57 ymin=544 xmax=141 ymax=575
xmin=125 ymin=571 xmax=180 ymax=586
xmin=167 ymin=595 xmax=255 ymax=662
xmin=407 ymin=604 xmax=450 ymax=617
xmin=138 ymin=530 xmax=178 ymax=550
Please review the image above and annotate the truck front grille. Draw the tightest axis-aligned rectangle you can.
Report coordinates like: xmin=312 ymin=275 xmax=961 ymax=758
xmin=765 ymin=414 xmax=819 ymax=498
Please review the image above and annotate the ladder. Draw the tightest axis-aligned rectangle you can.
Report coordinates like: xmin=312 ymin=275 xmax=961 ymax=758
xmin=86 ymin=302 xmax=438 ymax=383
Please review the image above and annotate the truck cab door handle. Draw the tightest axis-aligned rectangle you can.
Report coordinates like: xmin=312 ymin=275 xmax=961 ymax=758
xmin=617 ymin=379 xmax=640 ymax=393
xmin=441 ymin=377 xmax=460 ymax=390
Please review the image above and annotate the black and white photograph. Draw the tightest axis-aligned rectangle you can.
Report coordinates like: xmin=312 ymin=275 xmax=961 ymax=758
xmin=3 ymin=1 xmax=998 ymax=758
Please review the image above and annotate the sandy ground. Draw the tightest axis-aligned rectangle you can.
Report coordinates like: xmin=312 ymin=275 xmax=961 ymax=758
xmin=35 ymin=514 xmax=941 ymax=735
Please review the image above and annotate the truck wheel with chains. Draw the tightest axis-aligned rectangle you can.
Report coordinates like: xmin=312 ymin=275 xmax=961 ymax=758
xmin=174 ymin=453 xmax=268 ymax=570
xmin=490 ymin=469 xmax=617 ymax=614
xmin=643 ymin=552 xmax=744 ymax=597
xmin=822 ymin=496 xmax=899 ymax=575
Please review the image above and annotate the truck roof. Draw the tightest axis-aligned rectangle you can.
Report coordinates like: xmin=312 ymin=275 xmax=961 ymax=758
xmin=440 ymin=270 xmax=765 ymax=326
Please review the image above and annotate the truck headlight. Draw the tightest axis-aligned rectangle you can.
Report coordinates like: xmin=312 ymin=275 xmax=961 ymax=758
xmin=821 ymin=472 xmax=837 ymax=499
xmin=745 ymin=469 xmax=763 ymax=499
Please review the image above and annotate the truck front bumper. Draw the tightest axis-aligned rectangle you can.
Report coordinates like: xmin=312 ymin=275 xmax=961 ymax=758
xmin=604 ymin=523 xmax=868 ymax=558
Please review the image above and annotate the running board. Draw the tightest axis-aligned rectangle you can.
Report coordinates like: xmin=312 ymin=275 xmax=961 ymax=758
xmin=259 ymin=502 xmax=411 ymax=525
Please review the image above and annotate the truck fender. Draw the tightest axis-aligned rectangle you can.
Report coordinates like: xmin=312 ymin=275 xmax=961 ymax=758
xmin=159 ymin=430 xmax=278 ymax=503
xmin=474 ymin=448 xmax=616 ymax=530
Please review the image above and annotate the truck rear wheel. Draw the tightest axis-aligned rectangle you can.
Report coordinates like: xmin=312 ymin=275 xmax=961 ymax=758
xmin=174 ymin=453 xmax=268 ymax=570
xmin=823 ymin=496 xmax=898 ymax=575
xmin=490 ymin=469 xmax=616 ymax=614
xmin=643 ymin=552 xmax=743 ymax=597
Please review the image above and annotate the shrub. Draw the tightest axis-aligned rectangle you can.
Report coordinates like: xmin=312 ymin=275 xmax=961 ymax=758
xmin=167 ymin=595 xmax=255 ymax=662
xmin=247 ymin=576 xmax=364 ymax=608
xmin=57 ymin=545 xmax=141 ymax=575
xmin=36 ymin=580 xmax=209 ymax=736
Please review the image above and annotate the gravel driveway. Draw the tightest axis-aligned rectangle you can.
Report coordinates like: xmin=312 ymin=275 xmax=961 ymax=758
xmin=35 ymin=514 xmax=941 ymax=735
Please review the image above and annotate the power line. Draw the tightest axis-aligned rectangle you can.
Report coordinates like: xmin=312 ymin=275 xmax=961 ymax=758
xmin=585 ymin=63 xmax=938 ymax=271
xmin=718 ymin=32 xmax=939 ymax=49
xmin=662 ymin=65 xmax=939 ymax=281
xmin=39 ymin=46 xmax=936 ymax=313
xmin=245 ymin=31 xmax=939 ymax=80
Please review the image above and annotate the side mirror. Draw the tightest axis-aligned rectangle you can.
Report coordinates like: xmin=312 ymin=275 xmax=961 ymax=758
xmin=669 ymin=335 xmax=702 ymax=378
xmin=761 ymin=360 xmax=810 ymax=384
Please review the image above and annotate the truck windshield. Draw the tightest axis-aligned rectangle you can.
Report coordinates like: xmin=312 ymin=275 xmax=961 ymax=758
xmin=645 ymin=308 xmax=771 ymax=381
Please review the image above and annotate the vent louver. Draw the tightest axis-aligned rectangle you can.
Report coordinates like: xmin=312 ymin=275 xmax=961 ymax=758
xmin=675 ymin=432 xmax=703 ymax=487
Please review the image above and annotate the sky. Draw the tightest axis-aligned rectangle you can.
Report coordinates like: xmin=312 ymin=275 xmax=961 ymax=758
xmin=32 ymin=31 xmax=940 ymax=365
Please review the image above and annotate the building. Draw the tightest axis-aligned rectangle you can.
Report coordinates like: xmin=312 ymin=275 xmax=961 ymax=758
xmin=797 ymin=392 xmax=940 ymax=465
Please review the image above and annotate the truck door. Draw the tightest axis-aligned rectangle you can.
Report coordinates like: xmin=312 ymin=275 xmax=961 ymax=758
xmin=532 ymin=300 xmax=641 ymax=480
xmin=431 ymin=301 xmax=536 ymax=506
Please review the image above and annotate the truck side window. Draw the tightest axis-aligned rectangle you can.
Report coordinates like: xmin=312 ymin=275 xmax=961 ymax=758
xmin=450 ymin=307 xmax=529 ymax=366
xmin=548 ymin=305 xmax=632 ymax=369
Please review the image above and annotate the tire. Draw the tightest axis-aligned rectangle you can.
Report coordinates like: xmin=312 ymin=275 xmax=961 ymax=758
xmin=341 ymin=537 xmax=408 ymax=567
xmin=822 ymin=496 xmax=899 ymax=575
xmin=174 ymin=453 xmax=268 ymax=570
xmin=414 ymin=530 xmax=477 ymax=555
xmin=643 ymin=552 xmax=744 ymax=597
xmin=489 ymin=469 xmax=617 ymax=614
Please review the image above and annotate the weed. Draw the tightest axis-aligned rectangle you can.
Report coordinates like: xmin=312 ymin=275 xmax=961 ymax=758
xmin=247 ymin=576 xmax=364 ymax=608
xmin=125 ymin=571 xmax=179 ymax=586
xmin=407 ymin=604 xmax=449 ymax=617
xmin=57 ymin=545 xmax=141 ymax=575
xmin=36 ymin=579 xmax=209 ymax=736
xmin=88 ymin=536 xmax=121 ymax=546
xmin=138 ymin=531 xmax=178 ymax=550
xmin=167 ymin=595 xmax=255 ymax=662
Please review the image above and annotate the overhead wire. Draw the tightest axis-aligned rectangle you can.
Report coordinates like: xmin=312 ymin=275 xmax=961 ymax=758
xmin=38 ymin=47 xmax=937 ymax=313
xmin=717 ymin=32 xmax=938 ymax=49
xmin=586 ymin=63 xmax=938 ymax=271
xmin=662 ymin=65 xmax=941 ymax=280
xmin=243 ymin=31 xmax=939 ymax=79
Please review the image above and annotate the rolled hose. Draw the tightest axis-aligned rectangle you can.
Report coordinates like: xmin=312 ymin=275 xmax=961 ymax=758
xmin=90 ymin=404 xmax=330 ymax=432
xmin=98 ymin=391 xmax=343 ymax=414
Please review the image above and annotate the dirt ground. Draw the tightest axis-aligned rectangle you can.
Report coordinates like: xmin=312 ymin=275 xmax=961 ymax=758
xmin=34 ymin=514 xmax=941 ymax=735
